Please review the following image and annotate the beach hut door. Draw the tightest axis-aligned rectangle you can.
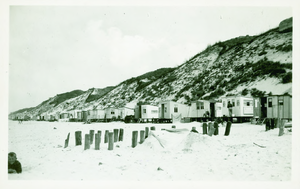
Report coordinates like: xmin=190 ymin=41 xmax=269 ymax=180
xmin=161 ymin=104 xmax=165 ymax=118
xmin=210 ymin=103 xmax=215 ymax=118
xmin=260 ymin=97 xmax=267 ymax=118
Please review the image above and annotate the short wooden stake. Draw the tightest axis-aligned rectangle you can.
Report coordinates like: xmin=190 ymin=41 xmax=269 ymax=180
xmin=132 ymin=131 xmax=138 ymax=148
xmin=75 ymin=131 xmax=82 ymax=146
xmin=224 ymin=121 xmax=232 ymax=136
xmin=191 ymin=126 xmax=198 ymax=133
xmin=172 ymin=125 xmax=176 ymax=129
xmin=64 ymin=132 xmax=70 ymax=148
xmin=150 ymin=126 xmax=155 ymax=131
xmin=145 ymin=127 xmax=149 ymax=138
xmin=119 ymin=129 xmax=124 ymax=141
xmin=104 ymin=130 xmax=109 ymax=143
xmin=108 ymin=132 xmax=114 ymax=150
xmin=140 ymin=130 xmax=145 ymax=144
xmin=279 ymin=119 xmax=286 ymax=136
xmin=114 ymin=129 xmax=119 ymax=142
xmin=97 ymin=130 xmax=102 ymax=143
xmin=274 ymin=118 xmax=278 ymax=128
xmin=84 ymin=134 xmax=90 ymax=150
xmin=202 ymin=122 xmax=208 ymax=135
xmin=208 ymin=122 xmax=213 ymax=132
xmin=95 ymin=133 xmax=100 ymax=150
xmin=208 ymin=128 xmax=215 ymax=136
xmin=89 ymin=130 xmax=95 ymax=144
xmin=213 ymin=122 xmax=219 ymax=135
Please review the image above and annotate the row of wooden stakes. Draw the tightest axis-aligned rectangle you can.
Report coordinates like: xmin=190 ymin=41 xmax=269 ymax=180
xmin=63 ymin=122 xmax=233 ymax=150
xmin=201 ymin=121 xmax=232 ymax=136
xmin=63 ymin=127 xmax=156 ymax=150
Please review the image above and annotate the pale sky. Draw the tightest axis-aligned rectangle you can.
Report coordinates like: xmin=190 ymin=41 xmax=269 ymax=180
xmin=8 ymin=6 xmax=293 ymax=113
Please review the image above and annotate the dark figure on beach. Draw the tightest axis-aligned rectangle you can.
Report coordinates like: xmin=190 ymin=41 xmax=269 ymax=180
xmin=227 ymin=101 xmax=233 ymax=117
xmin=8 ymin=152 xmax=22 ymax=174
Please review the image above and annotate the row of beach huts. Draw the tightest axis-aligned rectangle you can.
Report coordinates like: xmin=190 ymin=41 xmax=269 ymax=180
xmin=11 ymin=94 xmax=292 ymax=123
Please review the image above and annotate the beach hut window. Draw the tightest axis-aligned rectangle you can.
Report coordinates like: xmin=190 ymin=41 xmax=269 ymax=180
xmin=244 ymin=101 xmax=251 ymax=106
xmin=237 ymin=100 xmax=240 ymax=106
xmin=111 ymin=111 xmax=115 ymax=115
xmin=278 ymin=97 xmax=284 ymax=105
xmin=143 ymin=109 xmax=146 ymax=113
xmin=232 ymin=99 xmax=235 ymax=106
xmin=165 ymin=107 xmax=167 ymax=113
xmin=197 ymin=102 xmax=200 ymax=109
xmin=268 ymin=98 xmax=272 ymax=107
xmin=174 ymin=107 xmax=178 ymax=113
xmin=223 ymin=101 xmax=226 ymax=107
xmin=200 ymin=102 xmax=204 ymax=109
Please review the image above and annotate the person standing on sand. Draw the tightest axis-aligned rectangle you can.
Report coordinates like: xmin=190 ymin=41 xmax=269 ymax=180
xmin=227 ymin=101 xmax=233 ymax=117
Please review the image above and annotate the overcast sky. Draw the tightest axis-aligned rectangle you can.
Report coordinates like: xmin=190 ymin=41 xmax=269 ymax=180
xmin=8 ymin=6 xmax=293 ymax=113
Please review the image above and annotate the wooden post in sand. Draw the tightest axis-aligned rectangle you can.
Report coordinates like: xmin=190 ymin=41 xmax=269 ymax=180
xmin=119 ymin=129 xmax=124 ymax=141
xmin=208 ymin=127 xmax=215 ymax=136
xmin=97 ymin=130 xmax=102 ymax=143
xmin=145 ymin=127 xmax=149 ymax=138
xmin=172 ymin=125 xmax=176 ymax=129
xmin=213 ymin=122 xmax=219 ymax=135
xmin=108 ymin=132 xmax=114 ymax=150
xmin=114 ymin=129 xmax=119 ymax=142
xmin=191 ymin=126 xmax=198 ymax=133
xmin=132 ymin=131 xmax=138 ymax=148
xmin=84 ymin=134 xmax=90 ymax=150
xmin=104 ymin=130 xmax=109 ymax=143
xmin=278 ymin=119 xmax=286 ymax=136
xmin=224 ymin=121 xmax=232 ymax=136
xmin=202 ymin=122 xmax=208 ymax=135
xmin=274 ymin=118 xmax=278 ymax=128
xmin=95 ymin=133 xmax=100 ymax=150
xmin=89 ymin=130 xmax=95 ymax=144
xmin=75 ymin=131 xmax=82 ymax=146
xmin=140 ymin=130 xmax=145 ymax=144
xmin=150 ymin=126 xmax=156 ymax=131
xmin=64 ymin=132 xmax=70 ymax=148
xmin=208 ymin=122 xmax=213 ymax=133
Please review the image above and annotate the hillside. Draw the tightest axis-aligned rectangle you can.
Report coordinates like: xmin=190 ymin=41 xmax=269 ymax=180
xmin=9 ymin=17 xmax=293 ymax=119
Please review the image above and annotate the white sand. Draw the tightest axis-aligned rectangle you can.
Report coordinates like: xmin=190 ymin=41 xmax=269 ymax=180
xmin=7 ymin=120 xmax=292 ymax=181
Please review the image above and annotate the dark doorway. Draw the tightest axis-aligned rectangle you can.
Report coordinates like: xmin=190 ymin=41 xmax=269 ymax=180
xmin=260 ymin=97 xmax=267 ymax=118
xmin=161 ymin=104 xmax=165 ymax=118
xmin=210 ymin=103 xmax=215 ymax=118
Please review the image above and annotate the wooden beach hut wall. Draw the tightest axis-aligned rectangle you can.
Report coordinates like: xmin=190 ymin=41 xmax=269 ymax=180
xmin=60 ymin=112 xmax=69 ymax=119
xmin=266 ymin=94 xmax=292 ymax=119
xmin=104 ymin=107 xmax=120 ymax=120
xmin=215 ymin=102 xmax=223 ymax=117
xmin=77 ymin=111 xmax=83 ymax=121
xmin=252 ymin=97 xmax=266 ymax=119
xmin=87 ymin=109 xmax=97 ymax=120
xmin=96 ymin=109 xmax=105 ymax=120
xmin=49 ymin=114 xmax=56 ymax=121
xmin=189 ymin=100 xmax=211 ymax=118
xmin=221 ymin=96 xmax=254 ymax=118
xmin=134 ymin=105 xmax=141 ymax=120
xmin=82 ymin=111 xmax=88 ymax=122
xmin=159 ymin=100 xmax=189 ymax=119
xmin=140 ymin=105 xmax=159 ymax=121
xmin=119 ymin=107 xmax=134 ymax=120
